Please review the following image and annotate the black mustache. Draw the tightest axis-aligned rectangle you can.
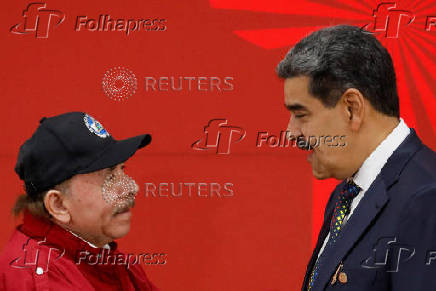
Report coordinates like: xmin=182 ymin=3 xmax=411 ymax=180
xmin=295 ymin=136 xmax=315 ymax=151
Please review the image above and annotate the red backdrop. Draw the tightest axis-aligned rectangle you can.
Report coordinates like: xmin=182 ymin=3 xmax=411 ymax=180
xmin=1 ymin=0 xmax=435 ymax=290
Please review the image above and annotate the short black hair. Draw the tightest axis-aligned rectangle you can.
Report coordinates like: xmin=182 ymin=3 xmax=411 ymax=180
xmin=276 ymin=25 xmax=399 ymax=118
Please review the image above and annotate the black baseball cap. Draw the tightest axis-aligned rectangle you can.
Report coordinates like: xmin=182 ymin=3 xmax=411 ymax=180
xmin=15 ymin=112 xmax=151 ymax=197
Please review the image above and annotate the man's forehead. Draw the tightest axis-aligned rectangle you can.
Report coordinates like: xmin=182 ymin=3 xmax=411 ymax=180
xmin=284 ymin=76 xmax=311 ymax=101
xmin=283 ymin=76 xmax=325 ymax=111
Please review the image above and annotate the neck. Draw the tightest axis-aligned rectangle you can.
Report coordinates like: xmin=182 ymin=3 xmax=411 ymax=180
xmin=350 ymin=115 xmax=400 ymax=177
xmin=53 ymin=219 xmax=110 ymax=248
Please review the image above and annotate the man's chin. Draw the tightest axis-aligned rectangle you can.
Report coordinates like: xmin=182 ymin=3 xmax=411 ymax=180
xmin=104 ymin=220 xmax=131 ymax=240
xmin=105 ymin=228 xmax=130 ymax=241
xmin=311 ymin=167 xmax=331 ymax=180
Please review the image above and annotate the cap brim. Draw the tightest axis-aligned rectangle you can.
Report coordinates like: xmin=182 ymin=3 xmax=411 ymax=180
xmin=78 ymin=134 xmax=151 ymax=174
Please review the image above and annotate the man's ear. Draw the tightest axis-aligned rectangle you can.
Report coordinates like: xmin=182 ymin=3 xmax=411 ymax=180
xmin=341 ymin=88 xmax=365 ymax=131
xmin=44 ymin=190 xmax=71 ymax=224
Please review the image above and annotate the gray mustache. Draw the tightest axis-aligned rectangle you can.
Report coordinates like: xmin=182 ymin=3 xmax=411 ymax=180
xmin=113 ymin=198 xmax=135 ymax=215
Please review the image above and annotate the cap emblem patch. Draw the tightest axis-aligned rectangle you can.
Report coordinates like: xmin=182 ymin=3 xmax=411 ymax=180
xmin=83 ymin=114 xmax=110 ymax=138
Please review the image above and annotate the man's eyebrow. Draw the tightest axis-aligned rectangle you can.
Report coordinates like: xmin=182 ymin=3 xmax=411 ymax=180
xmin=284 ymin=103 xmax=308 ymax=111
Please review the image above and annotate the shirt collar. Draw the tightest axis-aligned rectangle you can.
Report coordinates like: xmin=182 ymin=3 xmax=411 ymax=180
xmin=352 ymin=118 xmax=410 ymax=191
xmin=67 ymin=229 xmax=111 ymax=249
xmin=19 ymin=211 xmax=117 ymax=259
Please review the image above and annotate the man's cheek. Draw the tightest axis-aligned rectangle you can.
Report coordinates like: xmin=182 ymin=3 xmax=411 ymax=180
xmin=104 ymin=205 xmax=117 ymax=220
xmin=95 ymin=206 xmax=115 ymax=229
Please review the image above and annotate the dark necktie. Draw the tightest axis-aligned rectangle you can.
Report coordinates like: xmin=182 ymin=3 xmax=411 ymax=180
xmin=307 ymin=180 xmax=361 ymax=290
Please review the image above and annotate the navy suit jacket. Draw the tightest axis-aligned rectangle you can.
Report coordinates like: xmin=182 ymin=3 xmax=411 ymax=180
xmin=302 ymin=129 xmax=436 ymax=291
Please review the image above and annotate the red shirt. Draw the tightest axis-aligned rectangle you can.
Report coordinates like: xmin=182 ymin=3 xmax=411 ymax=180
xmin=0 ymin=212 xmax=159 ymax=291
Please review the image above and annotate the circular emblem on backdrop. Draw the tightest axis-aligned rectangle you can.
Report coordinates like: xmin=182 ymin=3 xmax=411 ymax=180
xmin=83 ymin=114 xmax=110 ymax=138
xmin=102 ymin=66 xmax=137 ymax=101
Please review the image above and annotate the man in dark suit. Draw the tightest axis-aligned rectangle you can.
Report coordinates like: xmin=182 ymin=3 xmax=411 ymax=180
xmin=276 ymin=25 xmax=436 ymax=290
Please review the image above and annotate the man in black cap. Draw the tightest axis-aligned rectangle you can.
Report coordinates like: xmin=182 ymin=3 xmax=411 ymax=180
xmin=0 ymin=112 xmax=158 ymax=290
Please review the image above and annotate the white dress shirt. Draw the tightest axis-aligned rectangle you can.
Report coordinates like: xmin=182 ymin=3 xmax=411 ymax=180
xmin=316 ymin=118 xmax=410 ymax=259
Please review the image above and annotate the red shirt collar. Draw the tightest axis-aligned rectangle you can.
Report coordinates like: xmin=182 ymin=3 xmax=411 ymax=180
xmin=19 ymin=211 xmax=119 ymax=260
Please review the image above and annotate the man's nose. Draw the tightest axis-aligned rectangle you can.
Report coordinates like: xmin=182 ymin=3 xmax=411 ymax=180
xmin=286 ymin=115 xmax=302 ymax=140
xmin=130 ymin=179 xmax=139 ymax=197
xmin=117 ymin=173 xmax=139 ymax=199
